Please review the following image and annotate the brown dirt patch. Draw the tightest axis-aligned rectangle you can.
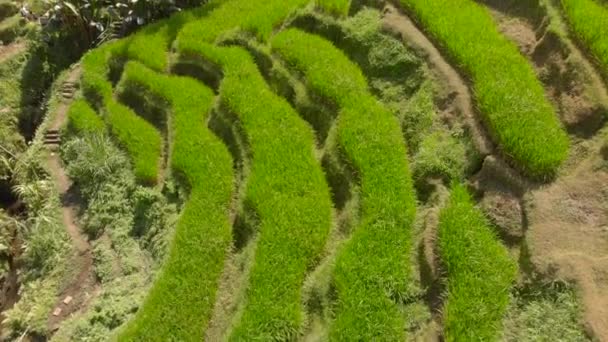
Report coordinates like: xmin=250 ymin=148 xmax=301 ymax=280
xmin=527 ymin=152 xmax=608 ymax=340
xmin=0 ymin=41 xmax=25 ymax=64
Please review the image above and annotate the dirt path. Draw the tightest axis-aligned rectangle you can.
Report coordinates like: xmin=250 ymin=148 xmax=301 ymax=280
xmin=0 ymin=41 xmax=25 ymax=64
xmin=44 ymin=66 xmax=99 ymax=332
xmin=381 ymin=3 xmax=493 ymax=157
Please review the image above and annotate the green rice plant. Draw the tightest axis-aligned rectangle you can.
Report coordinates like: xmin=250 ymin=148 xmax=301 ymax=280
xmin=103 ymin=99 xmax=161 ymax=185
xmin=176 ymin=41 xmax=333 ymax=340
xmin=114 ymin=61 xmax=234 ymax=340
xmin=399 ymin=0 xmax=569 ymax=178
xmin=66 ymin=99 xmax=105 ymax=135
xmin=315 ymin=0 xmax=351 ymax=16
xmin=438 ymin=183 xmax=517 ymax=341
xmin=272 ymin=29 xmax=416 ymax=340
xmin=561 ymin=0 xmax=608 ymax=77
xmin=176 ymin=0 xmax=310 ymax=48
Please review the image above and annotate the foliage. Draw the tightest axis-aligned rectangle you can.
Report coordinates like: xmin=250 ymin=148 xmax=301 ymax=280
xmin=114 ymin=61 xmax=234 ymax=341
xmin=561 ymin=0 xmax=608 ymax=78
xmin=38 ymin=0 xmax=208 ymax=48
xmin=399 ymin=0 xmax=569 ymax=178
xmin=272 ymin=28 xmax=417 ymax=340
xmin=438 ymin=184 xmax=517 ymax=341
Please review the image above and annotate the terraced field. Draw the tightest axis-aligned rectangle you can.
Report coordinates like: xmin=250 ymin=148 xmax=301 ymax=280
xmin=30 ymin=0 xmax=608 ymax=340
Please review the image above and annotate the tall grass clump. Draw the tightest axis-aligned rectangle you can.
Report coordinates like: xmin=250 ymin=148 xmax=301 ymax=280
xmin=177 ymin=40 xmax=333 ymax=340
xmin=438 ymin=184 xmax=517 ymax=341
xmin=272 ymin=29 xmax=416 ymax=340
xmin=561 ymin=0 xmax=608 ymax=77
xmin=399 ymin=0 xmax=569 ymax=178
xmin=66 ymin=99 xmax=105 ymax=135
xmin=115 ymin=62 xmax=234 ymax=340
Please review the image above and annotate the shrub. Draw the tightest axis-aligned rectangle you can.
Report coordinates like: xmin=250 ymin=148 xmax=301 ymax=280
xmin=438 ymin=183 xmax=517 ymax=341
xmin=399 ymin=0 xmax=569 ymax=178
xmin=272 ymin=28 xmax=416 ymax=340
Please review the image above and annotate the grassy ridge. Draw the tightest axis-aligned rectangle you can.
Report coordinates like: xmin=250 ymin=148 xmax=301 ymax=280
xmin=115 ymin=62 xmax=234 ymax=340
xmin=316 ymin=0 xmax=351 ymax=16
xmin=272 ymin=29 xmax=416 ymax=340
xmin=561 ymin=0 xmax=608 ymax=76
xmin=66 ymin=99 xmax=105 ymax=135
xmin=438 ymin=184 xmax=517 ymax=341
xmin=176 ymin=0 xmax=309 ymax=47
xmin=104 ymin=99 xmax=162 ymax=185
xmin=82 ymin=44 xmax=162 ymax=185
xmin=399 ymin=0 xmax=569 ymax=178
xmin=177 ymin=40 xmax=333 ymax=340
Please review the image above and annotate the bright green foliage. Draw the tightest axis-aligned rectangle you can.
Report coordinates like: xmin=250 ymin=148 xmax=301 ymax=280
xmin=124 ymin=10 xmax=198 ymax=72
xmin=176 ymin=0 xmax=310 ymax=47
xmin=114 ymin=61 xmax=234 ymax=341
xmin=66 ymin=99 xmax=105 ymax=135
xmin=438 ymin=184 xmax=517 ymax=341
xmin=315 ymin=0 xmax=351 ymax=16
xmin=178 ymin=41 xmax=333 ymax=340
xmin=104 ymin=99 xmax=161 ymax=185
xmin=81 ymin=41 xmax=127 ymax=104
xmin=81 ymin=40 xmax=162 ymax=185
xmin=399 ymin=0 xmax=569 ymax=178
xmin=272 ymin=29 xmax=416 ymax=340
xmin=561 ymin=0 xmax=608 ymax=77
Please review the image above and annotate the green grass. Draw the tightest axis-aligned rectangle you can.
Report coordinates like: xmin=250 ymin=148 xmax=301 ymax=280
xmin=66 ymin=99 xmax=105 ymax=135
xmin=176 ymin=0 xmax=310 ymax=48
xmin=399 ymin=0 xmax=569 ymax=178
xmin=115 ymin=61 xmax=234 ymax=341
xmin=103 ymin=99 xmax=162 ymax=185
xmin=176 ymin=39 xmax=333 ymax=340
xmin=315 ymin=0 xmax=351 ymax=16
xmin=438 ymin=184 xmax=517 ymax=341
xmin=272 ymin=29 xmax=416 ymax=340
xmin=561 ymin=0 xmax=608 ymax=77
xmin=81 ymin=41 xmax=162 ymax=185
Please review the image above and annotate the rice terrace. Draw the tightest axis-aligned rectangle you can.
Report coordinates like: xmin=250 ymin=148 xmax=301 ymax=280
xmin=0 ymin=0 xmax=608 ymax=340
